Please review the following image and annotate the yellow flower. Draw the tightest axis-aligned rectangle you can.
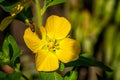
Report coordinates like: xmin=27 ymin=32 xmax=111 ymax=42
xmin=23 ymin=15 xmax=80 ymax=71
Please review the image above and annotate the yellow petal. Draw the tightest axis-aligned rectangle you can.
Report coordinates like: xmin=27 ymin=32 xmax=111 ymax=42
xmin=35 ymin=50 xmax=59 ymax=71
xmin=23 ymin=28 xmax=43 ymax=53
xmin=56 ymin=38 xmax=80 ymax=63
xmin=45 ymin=15 xmax=71 ymax=39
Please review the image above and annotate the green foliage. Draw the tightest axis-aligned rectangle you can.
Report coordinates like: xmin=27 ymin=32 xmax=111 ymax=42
xmin=65 ymin=54 xmax=112 ymax=72
xmin=59 ymin=62 xmax=65 ymax=71
xmin=94 ymin=0 xmax=115 ymax=21
xmin=0 ymin=0 xmax=116 ymax=80
xmin=45 ymin=0 xmax=67 ymax=8
xmin=115 ymin=1 xmax=120 ymax=24
xmin=104 ymin=25 xmax=120 ymax=80
xmin=0 ymin=16 xmax=14 ymax=31
xmin=8 ymin=72 xmax=22 ymax=80
xmin=39 ymin=72 xmax=63 ymax=80
xmin=0 ymin=35 xmax=22 ymax=67
xmin=20 ymin=6 xmax=33 ymax=20
xmin=8 ymin=35 xmax=23 ymax=66
xmin=0 ymin=71 xmax=22 ymax=80
xmin=103 ymin=0 xmax=115 ymax=21
xmin=104 ymin=25 xmax=117 ymax=64
xmin=0 ymin=1 xmax=25 ymax=31
xmin=0 ymin=35 xmax=23 ymax=79
xmin=64 ymin=70 xmax=78 ymax=80
xmin=93 ymin=0 xmax=104 ymax=17
xmin=0 ymin=1 xmax=21 ymax=12
xmin=0 ymin=71 xmax=7 ymax=79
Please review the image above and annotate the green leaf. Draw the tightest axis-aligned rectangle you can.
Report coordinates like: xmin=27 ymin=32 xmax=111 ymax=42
xmin=39 ymin=72 xmax=63 ymax=80
xmin=8 ymin=35 xmax=21 ymax=54
xmin=46 ymin=0 xmax=67 ymax=8
xmin=65 ymin=54 xmax=112 ymax=72
xmin=0 ymin=16 xmax=14 ymax=31
xmin=7 ymin=35 xmax=22 ymax=64
xmin=0 ymin=36 xmax=10 ymax=65
xmin=0 ymin=1 xmax=20 ymax=12
xmin=64 ymin=71 xmax=78 ymax=80
xmin=2 ymin=37 xmax=10 ymax=57
xmin=0 ymin=52 xmax=3 ymax=59
xmin=0 ymin=35 xmax=22 ymax=66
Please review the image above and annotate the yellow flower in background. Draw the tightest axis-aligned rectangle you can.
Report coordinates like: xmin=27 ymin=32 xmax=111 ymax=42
xmin=23 ymin=15 xmax=80 ymax=71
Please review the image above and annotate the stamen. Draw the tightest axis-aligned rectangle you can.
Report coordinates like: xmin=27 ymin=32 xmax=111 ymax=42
xmin=47 ymin=39 xmax=60 ymax=52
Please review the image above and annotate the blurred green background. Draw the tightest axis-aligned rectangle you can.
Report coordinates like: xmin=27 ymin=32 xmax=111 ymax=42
xmin=0 ymin=0 xmax=120 ymax=80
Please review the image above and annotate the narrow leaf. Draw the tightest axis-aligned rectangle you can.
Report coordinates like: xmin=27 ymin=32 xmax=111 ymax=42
xmin=46 ymin=0 xmax=67 ymax=8
xmin=0 ymin=52 xmax=4 ymax=59
xmin=0 ymin=16 xmax=14 ymax=31
xmin=2 ymin=37 xmax=10 ymax=57
xmin=7 ymin=35 xmax=22 ymax=64
xmin=0 ymin=1 xmax=20 ymax=12
xmin=65 ymin=54 xmax=112 ymax=72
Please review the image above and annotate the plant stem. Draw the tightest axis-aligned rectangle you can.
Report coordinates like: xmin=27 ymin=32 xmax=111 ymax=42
xmin=35 ymin=0 xmax=42 ymax=26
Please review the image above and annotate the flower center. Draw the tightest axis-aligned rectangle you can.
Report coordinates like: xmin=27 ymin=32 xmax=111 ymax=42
xmin=47 ymin=39 xmax=59 ymax=52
